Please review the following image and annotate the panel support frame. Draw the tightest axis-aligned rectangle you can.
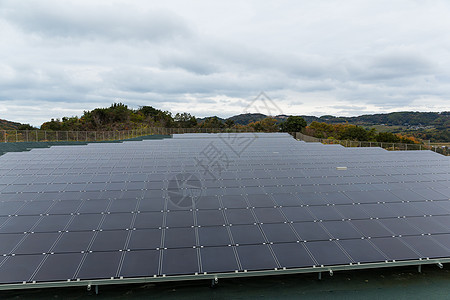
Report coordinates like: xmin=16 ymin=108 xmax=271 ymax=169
xmin=1 ymin=258 xmax=449 ymax=291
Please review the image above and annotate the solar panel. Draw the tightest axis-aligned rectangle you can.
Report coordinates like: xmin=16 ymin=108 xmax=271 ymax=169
xmin=0 ymin=132 xmax=449 ymax=291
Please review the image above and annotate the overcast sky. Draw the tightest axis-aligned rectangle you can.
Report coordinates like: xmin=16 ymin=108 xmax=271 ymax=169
xmin=1 ymin=0 xmax=450 ymax=126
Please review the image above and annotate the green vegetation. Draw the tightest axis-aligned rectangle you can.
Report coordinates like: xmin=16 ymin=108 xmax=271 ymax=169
xmin=280 ymin=116 xmax=307 ymax=132
xmin=304 ymin=122 xmax=421 ymax=144
xmin=36 ymin=103 xmax=303 ymax=133
xmin=249 ymin=117 xmax=279 ymax=132
xmin=17 ymin=124 xmax=37 ymax=130
xmin=230 ymin=112 xmax=449 ymax=142
xmin=0 ymin=119 xmax=21 ymax=130
xmin=41 ymin=103 xmax=177 ymax=131
xmin=1 ymin=104 xmax=448 ymax=142
xmin=228 ymin=113 xmax=267 ymax=125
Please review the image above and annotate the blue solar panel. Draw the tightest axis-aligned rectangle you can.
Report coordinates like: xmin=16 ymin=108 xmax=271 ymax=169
xmin=0 ymin=132 xmax=449 ymax=289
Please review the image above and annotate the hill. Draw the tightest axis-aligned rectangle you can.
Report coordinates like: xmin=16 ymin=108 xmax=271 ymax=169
xmin=196 ymin=116 xmax=225 ymax=123
xmin=227 ymin=113 xmax=268 ymax=125
xmin=223 ymin=111 xmax=448 ymax=142
xmin=0 ymin=119 xmax=21 ymax=130
xmin=225 ymin=111 xmax=449 ymax=127
xmin=5 ymin=103 xmax=445 ymax=142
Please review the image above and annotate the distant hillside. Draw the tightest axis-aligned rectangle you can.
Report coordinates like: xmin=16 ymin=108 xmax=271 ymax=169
xmin=224 ymin=111 xmax=449 ymax=127
xmin=227 ymin=113 xmax=268 ymax=125
xmin=0 ymin=118 xmax=21 ymax=130
xmin=22 ymin=102 xmax=448 ymax=142
xmin=327 ymin=111 xmax=449 ymax=127
xmin=196 ymin=116 xmax=225 ymax=123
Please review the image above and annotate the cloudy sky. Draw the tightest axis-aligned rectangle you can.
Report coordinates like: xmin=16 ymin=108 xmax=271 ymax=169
xmin=1 ymin=0 xmax=450 ymax=126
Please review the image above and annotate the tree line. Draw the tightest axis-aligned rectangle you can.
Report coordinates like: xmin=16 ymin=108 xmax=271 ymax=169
xmin=304 ymin=122 xmax=421 ymax=144
xmin=35 ymin=103 xmax=306 ymax=133
xmin=13 ymin=103 xmax=442 ymax=144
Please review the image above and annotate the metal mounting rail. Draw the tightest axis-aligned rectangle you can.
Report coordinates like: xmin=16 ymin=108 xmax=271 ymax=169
xmin=0 ymin=257 xmax=449 ymax=291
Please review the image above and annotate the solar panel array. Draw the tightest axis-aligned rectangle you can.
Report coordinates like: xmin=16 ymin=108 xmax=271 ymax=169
xmin=0 ymin=132 xmax=449 ymax=288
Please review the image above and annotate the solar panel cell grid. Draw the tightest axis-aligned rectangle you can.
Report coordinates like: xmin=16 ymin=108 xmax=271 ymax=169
xmin=0 ymin=132 xmax=449 ymax=287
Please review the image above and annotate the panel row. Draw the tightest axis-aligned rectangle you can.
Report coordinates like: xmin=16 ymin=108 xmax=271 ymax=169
xmin=2 ymin=216 xmax=450 ymax=256
xmin=1 ymin=183 xmax=449 ymax=204
xmin=1 ymin=234 xmax=450 ymax=284
xmin=2 ymin=196 xmax=450 ymax=222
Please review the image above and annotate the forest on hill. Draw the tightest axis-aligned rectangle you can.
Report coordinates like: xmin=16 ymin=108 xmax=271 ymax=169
xmin=0 ymin=119 xmax=21 ymax=130
xmin=230 ymin=112 xmax=449 ymax=127
xmin=225 ymin=112 xmax=449 ymax=142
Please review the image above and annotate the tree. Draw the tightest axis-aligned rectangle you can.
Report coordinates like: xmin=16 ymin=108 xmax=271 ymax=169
xmin=224 ymin=119 xmax=235 ymax=128
xmin=18 ymin=124 xmax=36 ymax=130
xmin=375 ymin=132 xmax=400 ymax=143
xmin=138 ymin=106 xmax=161 ymax=118
xmin=199 ymin=117 xmax=224 ymax=128
xmin=305 ymin=121 xmax=335 ymax=138
xmin=260 ymin=117 xmax=279 ymax=132
xmin=174 ymin=112 xmax=197 ymax=128
xmin=249 ymin=117 xmax=279 ymax=132
xmin=41 ymin=119 xmax=63 ymax=131
xmin=339 ymin=125 xmax=369 ymax=141
xmin=280 ymin=116 xmax=307 ymax=132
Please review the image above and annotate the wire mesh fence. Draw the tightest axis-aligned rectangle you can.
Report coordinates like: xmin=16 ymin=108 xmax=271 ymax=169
xmin=294 ymin=132 xmax=449 ymax=156
xmin=0 ymin=127 xmax=255 ymax=143
xmin=1 ymin=129 xmax=448 ymax=156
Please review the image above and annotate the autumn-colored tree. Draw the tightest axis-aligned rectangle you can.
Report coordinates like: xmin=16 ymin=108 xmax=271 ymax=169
xmin=305 ymin=122 xmax=423 ymax=144
xmin=199 ymin=117 xmax=224 ymax=128
xmin=224 ymin=119 xmax=235 ymax=128
xmin=249 ymin=117 xmax=279 ymax=132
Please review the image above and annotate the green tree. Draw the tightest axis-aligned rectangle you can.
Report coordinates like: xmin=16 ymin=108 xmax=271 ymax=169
xmin=280 ymin=116 xmax=307 ymax=132
xmin=174 ymin=113 xmax=197 ymax=128
xmin=224 ymin=119 xmax=235 ymax=128
xmin=199 ymin=117 xmax=224 ymax=128
xmin=375 ymin=132 xmax=400 ymax=143
xmin=339 ymin=125 xmax=369 ymax=141
xmin=40 ymin=119 xmax=63 ymax=131
xmin=306 ymin=121 xmax=335 ymax=138
xmin=18 ymin=124 xmax=36 ymax=130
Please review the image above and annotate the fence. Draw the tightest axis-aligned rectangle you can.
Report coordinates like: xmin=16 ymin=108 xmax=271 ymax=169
xmin=1 ymin=129 xmax=448 ymax=156
xmin=0 ymin=127 xmax=255 ymax=143
xmin=294 ymin=132 xmax=449 ymax=156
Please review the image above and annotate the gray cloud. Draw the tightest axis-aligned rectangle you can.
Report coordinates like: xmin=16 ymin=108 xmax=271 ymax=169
xmin=1 ymin=1 xmax=191 ymax=42
xmin=0 ymin=0 xmax=449 ymax=126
